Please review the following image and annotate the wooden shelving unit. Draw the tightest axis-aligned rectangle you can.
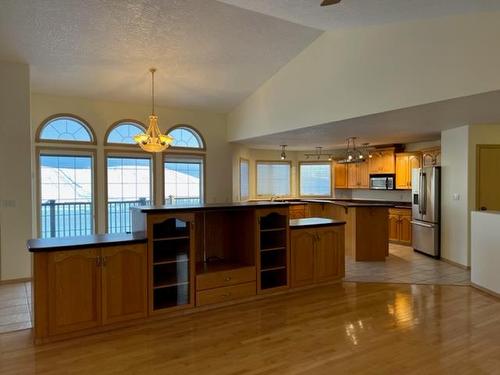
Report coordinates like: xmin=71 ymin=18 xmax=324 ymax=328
xmin=149 ymin=214 xmax=195 ymax=313
xmin=257 ymin=209 xmax=289 ymax=291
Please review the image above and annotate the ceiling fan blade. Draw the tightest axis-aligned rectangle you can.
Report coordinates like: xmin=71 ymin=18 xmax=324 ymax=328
xmin=321 ymin=0 xmax=341 ymax=6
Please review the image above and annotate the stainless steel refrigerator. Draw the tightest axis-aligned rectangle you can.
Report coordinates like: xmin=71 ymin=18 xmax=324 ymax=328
xmin=411 ymin=166 xmax=440 ymax=257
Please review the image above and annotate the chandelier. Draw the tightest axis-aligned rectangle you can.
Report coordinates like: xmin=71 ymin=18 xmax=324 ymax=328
xmin=337 ymin=137 xmax=372 ymax=164
xmin=134 ymin=68 xmax=174 ymax=152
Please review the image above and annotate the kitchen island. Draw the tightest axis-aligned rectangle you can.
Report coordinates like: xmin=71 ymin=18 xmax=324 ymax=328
xmin=308 ymin=199 xmax=392 ymax=261
xmin=28 ymin=202 xmax=345 ymax=344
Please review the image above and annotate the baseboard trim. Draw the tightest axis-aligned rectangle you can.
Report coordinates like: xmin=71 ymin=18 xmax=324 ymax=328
xmin=0 ymin=277 xmax=32 ymax=285
xmin=441 ymin=257 xmax=470 ymax=270
xmin=471 ymin=283 xmax=500 ymax=299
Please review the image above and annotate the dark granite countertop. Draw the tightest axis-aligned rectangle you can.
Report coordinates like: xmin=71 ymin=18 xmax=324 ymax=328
xmin=27 ymin=232 xmax=147 ymax=252
xmin=290 ymin=217 xmax=346 ymax=229
xmin=304 ymin=199 xmax=395 ymax=208
xmin=133 ymin=201 xmax=290 ymax=213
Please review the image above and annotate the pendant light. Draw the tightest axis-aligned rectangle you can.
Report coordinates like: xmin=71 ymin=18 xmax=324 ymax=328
xmin=134 ymin=68 xmax=174 ymax=152
xmin=280 ymin=145 xmax=288 ymax=160
xmin=337 ymin=137 xmax=371 ymax=164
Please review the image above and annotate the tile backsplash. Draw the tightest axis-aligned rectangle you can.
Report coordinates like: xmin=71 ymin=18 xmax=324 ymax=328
xmin=335 ymin=189 xmax=412 ymax=202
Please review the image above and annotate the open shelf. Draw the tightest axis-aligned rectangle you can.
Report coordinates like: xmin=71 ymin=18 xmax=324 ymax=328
xmin=196 ymin=259 xmax=250 ymax=275
xmin=261 ymin=268 xmax=287 ymax=290
xmin=153 ymin=284 xmax=189 ymax=310
xmin=153 ymin=236 xmax=189 ymax=242
xmin=258 ymin=211 xmax=288 ymax=290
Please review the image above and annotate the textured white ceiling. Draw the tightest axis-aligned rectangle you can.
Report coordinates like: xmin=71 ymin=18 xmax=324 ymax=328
xmin=0 ymin=0 xmax=321 ymax=111
xmin=239 ymin=91 xmax=500 ymax=150
xmin=220 ymin=0 xmax=500 ymax=31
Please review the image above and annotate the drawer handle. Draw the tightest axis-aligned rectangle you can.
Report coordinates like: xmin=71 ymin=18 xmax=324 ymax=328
xmin=224 ymin=276 xmax=232 ymax=282
xmin=221 ymin=293 xmax=231 ymax=298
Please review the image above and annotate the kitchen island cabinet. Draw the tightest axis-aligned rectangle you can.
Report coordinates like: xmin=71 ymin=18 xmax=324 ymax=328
xmin=290 ymin=218 xmax=345 ymax=288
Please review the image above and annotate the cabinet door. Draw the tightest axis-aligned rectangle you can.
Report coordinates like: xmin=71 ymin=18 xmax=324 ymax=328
xmin=381 ymin=150 xmax=395 ymax=174
xmin=395 ymin=155 xmax=409 ymax=189
xmin=347 ymin=163 xmax=358 ymax=189
xmin=102 ymin=244 xmax=148 ymax=325
xmin=399 ymin=215 xmax=412 ymax=245
xmin=357 ymin=161 xmax=370 ymax=188
xmin=407 ymin=154 xmax=421 ymax=188
xmin=388 ymin=214 xmax=400 ymax=242
xmin=369 ymin=153 xmax=382 ymax=174
xmin=334 ymin=163 xmax=348 ymax=188
xmin=315 ymin=227 xmax=344 ymax=282
xmin=291 ymin=230 xmax=315 ymax=287
xmin=47 ymin=249 xmax=101 ymax=336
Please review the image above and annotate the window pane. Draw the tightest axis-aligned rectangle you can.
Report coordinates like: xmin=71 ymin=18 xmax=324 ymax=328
xmin=107 ymin=123 xmax=145 ymax=144
xmin=164 ymin=159 xmax=203 ymax=205
xmin=256 ymin=162 xmax=290 ymax=196
xmin=106 ymin=156 xmax=151 ymax=233
xmin=40 ymin=154 xmax=93 ymax=238
xmin=39 ymin=117 xmax=92 ymax=142
xmin=167 ymin=127 xmax=203 ymax=148
xmin=240 ymin=159 xmax=249 ymax=200
xmin=300 ymin=163 xmax=331 ymax=196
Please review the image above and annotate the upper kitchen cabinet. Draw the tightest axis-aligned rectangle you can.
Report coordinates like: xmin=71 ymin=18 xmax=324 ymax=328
xmin=422 ymin=147 xmax=441 ymax=167
xmin=347 ymin=162 xmax=369 ymax=189
xmin=334 ymin=163 xmax=348 ymax=189
xmin=368 ymin=148 xmax=395 ymax=174
xmin=395 ymin=153 xmax=421 ymax=189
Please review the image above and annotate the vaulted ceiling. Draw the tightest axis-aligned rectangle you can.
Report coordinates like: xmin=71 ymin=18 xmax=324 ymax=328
xmin=2 ymin=0 xmax=499 ymax=113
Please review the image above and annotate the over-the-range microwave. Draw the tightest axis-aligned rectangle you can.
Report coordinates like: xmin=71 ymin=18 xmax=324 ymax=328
xmin=369 ymin=175 xmax=395 ymax=190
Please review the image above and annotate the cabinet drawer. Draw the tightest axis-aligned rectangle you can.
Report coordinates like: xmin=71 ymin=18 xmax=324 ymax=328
xmin=196 ymin=266 xmax=256 ymax=291
xmin=196 ymin=282 xmax=256 ymax=306
xmin=389 ymin=208 xmax=411 ymax=216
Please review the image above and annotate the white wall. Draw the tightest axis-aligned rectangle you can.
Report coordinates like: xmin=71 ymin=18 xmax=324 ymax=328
xmin=31 ymin=94 xmax=232 ymax=235
xmin=441 ymin=126 xmax=470 ymax=266
xmin=0 ymin=61 xmax=32 ymax=281
xmin=228 ymin=12 xmax=500 ymax=141
xmin=471 ymin=211 xmax=500 ymax=295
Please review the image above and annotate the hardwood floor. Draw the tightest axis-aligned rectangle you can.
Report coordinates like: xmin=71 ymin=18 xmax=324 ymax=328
xmin=1 ymin=282 xmax=500 ymax=374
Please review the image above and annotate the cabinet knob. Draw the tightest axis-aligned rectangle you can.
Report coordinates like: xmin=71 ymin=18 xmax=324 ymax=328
xmin=224 ymin=276 xmax=232 ymax=281
xmin=480 ymin=206 xmax=488 ymax=211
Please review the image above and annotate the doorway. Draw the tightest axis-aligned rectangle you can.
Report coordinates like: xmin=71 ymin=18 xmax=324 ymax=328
xmin=477 ymin=145 xmax=500 ymax=212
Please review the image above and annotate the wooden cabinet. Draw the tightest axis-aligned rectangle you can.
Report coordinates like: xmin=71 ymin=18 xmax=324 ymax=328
xmin=47 ymin=249 xmax=101 ymax=336
xmin=369 ymin=149 xmax=395 ymax=175
xmin=289 ymin=204 xmax=308 ymax=219
xmin=102 ymin=244 xmax=148 ymax=325
xmin=395 ymin=153 xmax=421 ymax=189
xmin=422 ymin=147 xmax=441 ymax=167
xmin=291 ymin=226 xmax=345 ymax=288
xmin=41 ymin=244 xmax=148 ymax=339
xmin=347 ymin=162 xmax=369 ymax=189
xmin=388 ymin=208 xmax=412 ymax=245
xmin=257 ymin=208 xmax=289 ymax=293
xmin=334 ymin=163 xmax=348 ymax=188
xmin=148 ymin=213 xmax=195 ymax=313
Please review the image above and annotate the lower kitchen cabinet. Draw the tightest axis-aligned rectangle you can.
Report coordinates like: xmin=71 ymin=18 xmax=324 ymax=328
xmin=36 ymin=244 xmax=147 ymax=341
xmin=291 ymin=226 xmax=345 ymax=288
xmin=388 ymin=208 xmax=412 ymax=245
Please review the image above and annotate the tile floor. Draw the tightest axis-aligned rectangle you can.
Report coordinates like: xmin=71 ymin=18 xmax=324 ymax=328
xmin=345 ymin=243 xmax=471 ymax=285
xmin=0 ymin=245 xmax=471 ymax=335
xmin=0 ymin=281 xmax=32 ymax=334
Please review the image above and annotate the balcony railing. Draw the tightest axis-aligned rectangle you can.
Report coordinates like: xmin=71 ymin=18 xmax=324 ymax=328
xmin=41 ymin=200 xmax=94 ymax=238
xmin=41 ymin=197 xmax=201 ymax=238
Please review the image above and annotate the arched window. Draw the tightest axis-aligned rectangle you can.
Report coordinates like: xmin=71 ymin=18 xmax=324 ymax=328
xmin=106 ymin=121 xmax=146 ymax=145
xmin=37 ymin=115 xmax=95 ymax=143
xmin=167 ymin=125 xmax=205 ymax=149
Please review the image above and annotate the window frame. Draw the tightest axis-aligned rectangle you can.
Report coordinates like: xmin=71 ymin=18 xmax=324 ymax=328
xmin=162 ymin=151 xmax=206 ymax=205
xmin=35 ymin=146 xmax=98 ymax=238
xmin=165 ymin=124 xmax=206 ymax=151
xmin=255 ymin=160 xmax=292 ymax=198
xmin=298 ymin=161 xmax=333 ymax=198
xmin=239 ymin=158 xmax=250 ymax=201
xmin=36 ymin=113 xmax=97 ymax=145
xmin=104 ymin=149 xmax=155 ymax=233
xmin=104 ymin=119 xmax=147 ymax=147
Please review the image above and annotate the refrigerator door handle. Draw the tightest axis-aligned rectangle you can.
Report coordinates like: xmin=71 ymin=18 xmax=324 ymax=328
xmin=411 ymin=220 xmax=434 ymax=228
xmin=421 ymin=172 xmax=427 ymax=215
xmin=418 ymin=171 xmax=422 ymax=214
